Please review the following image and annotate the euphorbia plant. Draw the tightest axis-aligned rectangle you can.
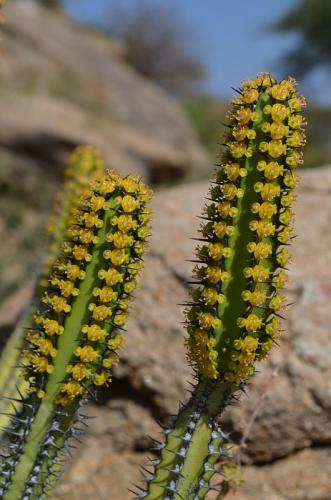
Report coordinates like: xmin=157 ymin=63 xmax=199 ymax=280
xmin=0 ymin=163 xmax=152 ymax=499
xmin=140 ymin=74 xmax=306 ymax=500
xmin=0 ymin=73 xmax=306 ymax=500
xmin=0 ymin=146 xmax=105 ymax=437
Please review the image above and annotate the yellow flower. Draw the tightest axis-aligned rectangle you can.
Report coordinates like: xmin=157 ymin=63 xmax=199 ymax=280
xmin=121 ymin=195 xmax=139 ymax=213
xmin=82 ymin=324 xmax=107 ymax=342
xmin=237 ymin=314 xmax=262 ymax=333
xmin=75 ymin=345 xmax=98 ymax=363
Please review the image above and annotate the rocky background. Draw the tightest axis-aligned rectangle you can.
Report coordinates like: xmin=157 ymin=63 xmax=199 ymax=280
xmin=0 ymin=2 xmax=330 ymax=500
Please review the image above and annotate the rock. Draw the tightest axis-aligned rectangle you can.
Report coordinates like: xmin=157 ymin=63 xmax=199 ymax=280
xmin=56 ymin=448 xmax=331 ymax=500
xmin=0 ymin=0 xmax=209 ymax=302
xmin=1 ymin=1 xmax=208 ymax=182
xmin=56 ymin=449 xmax=143 ymax=500
xmin=226 ymin=448 xmax=331 ymax=500
xmin=52 ymin=166 xmax=331 ymax=498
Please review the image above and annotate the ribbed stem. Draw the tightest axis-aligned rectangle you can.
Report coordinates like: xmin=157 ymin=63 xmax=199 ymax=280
xmin=1 ymin=173 xmax=151 ymax=499
xmin=0 ymin=146 xmax=104 ymax=440
xmin=145 ymin=379 xmax=237 ymax=499
xmin=143 ymin=74 xmax=306 ymax=499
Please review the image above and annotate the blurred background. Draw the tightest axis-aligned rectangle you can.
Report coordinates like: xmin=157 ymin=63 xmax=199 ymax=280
xmin=0 ymin=1 xmax=330 ymax=499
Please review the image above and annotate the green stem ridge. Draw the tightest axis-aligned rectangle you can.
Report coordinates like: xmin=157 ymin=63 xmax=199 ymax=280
xmin=143 ymin=74 xmax=306 ymax=499
xmin=0 ymin=146 xmax=104 ymax=440
xmin=0 ymin=316 xmax=30 ymax=426
xmin=143 ymin=380 xmax=238 ymax=500
xmin=0 ymin=172 xmax=151 ymax=499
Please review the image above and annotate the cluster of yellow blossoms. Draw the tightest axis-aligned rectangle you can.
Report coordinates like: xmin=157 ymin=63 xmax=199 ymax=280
xmin=44 ymin=146 xmax=104 ymax=283
xmin=24 ymin=173 xmax=151 ymax=406
xmin=187 ymin=75 xmax=306 ymax=383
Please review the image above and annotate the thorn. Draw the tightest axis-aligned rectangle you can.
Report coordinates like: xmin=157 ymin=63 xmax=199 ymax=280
xmin=164 ymin=467 xmax=185 ymax=479
xmin=4 ymin=413 xmax=29 ymax=425
xmin=273 ymin=312 xmax=286 ymax=320
xmin=146 ymin=457 xmax=160 ymax=466
xmin=0 ymin=427 xmax=24 ymax=438
xmin=140 ymin=465 xmax=154 ymax=476
xmin=127 ymin=487 xmax=145 ymax=499
xmin=185 ymin=259 xmax=206 ymax=264
xmin=231 ymin=86 xmax=243 ymax=95
xmin=185 ymin=379 xmax=195 ymax=388
xmin=129 ymin=483 xmax=146 ymax=494
xmin=165 ymin=486 xmax=185 ymax=499
xmin=196 ymin=216 xmax=215 ymax=222
xmin=80 ymin=383 xmax=97 ymax=401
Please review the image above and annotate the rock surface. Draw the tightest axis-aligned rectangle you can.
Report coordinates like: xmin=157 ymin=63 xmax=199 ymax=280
xmin=1 ymin=1 xmax=207 ymax=182
xmin=51 ymin=166 xmax=331 ymax=499
xmin=0 ymin=0 xmax=208 ymax=303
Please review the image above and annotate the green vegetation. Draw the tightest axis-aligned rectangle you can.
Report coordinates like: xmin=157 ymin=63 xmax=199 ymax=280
xmin=0 ymin=74 xmax=308 ymax=499
xmin=0 ymin=147 xmax=151 ymax=498
xmin=107 ymin=2 xmax=204 ymax=97
xmin=272 ymin=0 xmax=331 ymax=79
xmin=143 ymin=74 xmax=307 ymax=499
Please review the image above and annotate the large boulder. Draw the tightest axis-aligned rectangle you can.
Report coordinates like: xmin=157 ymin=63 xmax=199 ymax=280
xmin=0 ymin=1 xmax=207 ymax=182
xmin=0 ymin=0 xmax=209 ymax=302
xmin=54 ymin=166 xmax=331 ymax=499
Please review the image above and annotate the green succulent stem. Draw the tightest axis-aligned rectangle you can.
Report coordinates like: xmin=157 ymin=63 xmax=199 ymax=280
xmin=215 ymin=92 xmax=269 ymax=347
xmin=0 ymin=146 xmax=104 ymax=439
xmin=143 ymin=75 xmax=306 ymax=499
xmin=4 ymin=204 xmax=115 ymax=498
xmin=0 ymin=172 xmax=151 ymax=499
xmin=0 ymin=317 xmax=30 ymax=424
xmin=146 ymin=379 xmax=237 ymax=500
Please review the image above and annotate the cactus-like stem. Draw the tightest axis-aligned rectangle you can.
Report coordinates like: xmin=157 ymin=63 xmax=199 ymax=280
xmin=0 ymin=146 xmax=104 ymax=439
xmin=144 ymin=379 xmax=237 ymax=500
xmin=0 ymin=172 xmax=151 ymax=499
xmin=0 ymin=317 xmax=30 ymax=430
xmin=143 ymin=75 xmax=306 ymax=499
xmin=43 ymin=146 xmax=105 ymax=282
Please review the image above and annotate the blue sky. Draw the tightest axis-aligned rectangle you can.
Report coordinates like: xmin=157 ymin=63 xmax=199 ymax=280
xmin=63 ymin=0 xmax=329 ymax=104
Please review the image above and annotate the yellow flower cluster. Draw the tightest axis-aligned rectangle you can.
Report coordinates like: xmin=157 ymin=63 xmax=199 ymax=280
xmin=186 ymin=75 xmax=306 ymax=383
xmin=24 ymin=173 xmax=151 ymax=407
xmin=43 ymin=146 xmax=104 ymax=285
